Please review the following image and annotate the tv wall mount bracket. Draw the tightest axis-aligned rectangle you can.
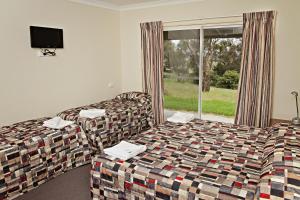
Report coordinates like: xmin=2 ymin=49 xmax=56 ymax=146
xmin=40 ymin=48 xmax=56 ymax=56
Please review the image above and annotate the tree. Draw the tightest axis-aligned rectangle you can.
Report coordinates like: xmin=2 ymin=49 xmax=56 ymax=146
xmin=213 ymin=38 xmax=242 ymax=76
xmin=216 ymin=70 xmax=240 ymax=89
xmin=202 ymin=38 xmax=218 ymax=92
xmin=164 ymin=40 xmax=187 ymax=82
xmin=202 ymin=38 xmax=242 ymax=91
xmin=177 ymin=40 xmax=200 ymax=83
xmin=163 ymin=37 xmax=242 ymax=91
xmin=163 ymin=40 xmax=175 ymax=73
xmin=164 ymin=39 xmax=199 ymax=83
xmin=170 ymin=48 xmax=187 ymax=82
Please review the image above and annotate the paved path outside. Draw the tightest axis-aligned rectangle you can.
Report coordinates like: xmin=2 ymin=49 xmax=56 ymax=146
xmin=165 ymin=109 xmax=234 ymax=124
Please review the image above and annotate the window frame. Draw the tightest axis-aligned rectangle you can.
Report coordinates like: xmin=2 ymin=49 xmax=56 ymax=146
xmin=163 ymin=20 xmax=243 ymax=119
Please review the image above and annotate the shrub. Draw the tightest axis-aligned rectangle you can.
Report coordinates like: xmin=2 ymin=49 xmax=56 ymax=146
xmin=210 ymin=71 xmax=220 ymax=87
xmin=216 ymin=70 xmax=240 ymax=89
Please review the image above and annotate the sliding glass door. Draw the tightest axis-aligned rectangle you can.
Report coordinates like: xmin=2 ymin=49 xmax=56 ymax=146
xmin=163 ymin=26 xmax=242 ymax=122
xmin=163 ymin=30 xmax=200 ymax=119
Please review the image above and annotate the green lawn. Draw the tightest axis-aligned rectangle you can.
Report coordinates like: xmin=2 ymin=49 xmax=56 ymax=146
xmin=164 ymin=79 xmax=237 ymax=116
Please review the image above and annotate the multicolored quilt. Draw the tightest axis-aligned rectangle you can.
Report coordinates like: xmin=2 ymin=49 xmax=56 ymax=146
xmin=0 ymin=118 xmax=91 ymax=200
xmin=90 ymin=120 xmax=270 ymax=199
xmin=58 ymin=92 xmax=153 ymax=153
xmin=257 ymin=123 xmax=300 ymax=200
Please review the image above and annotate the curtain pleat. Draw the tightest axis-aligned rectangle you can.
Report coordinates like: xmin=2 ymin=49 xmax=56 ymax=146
xmin=140 ymin=21 xmax=165 ymax=125
xmin=235 ymin=11 xmax=276 ymax=128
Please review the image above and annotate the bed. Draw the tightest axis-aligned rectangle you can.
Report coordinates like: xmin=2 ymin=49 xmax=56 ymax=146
xmin=58 ymin=92 xmax=153 ymax=153
xmin=0 ymin=118 xmax=91 ymax=200
xmin=257 ymin=123 xmax=300 ymax=199
xmin=90 ymin=120 xmax=300 ymax=199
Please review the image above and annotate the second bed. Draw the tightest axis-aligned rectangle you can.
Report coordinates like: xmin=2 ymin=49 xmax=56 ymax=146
xmin=58 ymin=92 xmax=153 ymax=153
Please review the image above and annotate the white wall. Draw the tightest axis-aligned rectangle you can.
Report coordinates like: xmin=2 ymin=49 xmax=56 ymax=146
xmin=1 ymin=0 xmax=299 ymax=125
xmin=0 ymin=0 xmax=121 ymax=126
xmin=120 ymin=0 xmax=300 ymax=120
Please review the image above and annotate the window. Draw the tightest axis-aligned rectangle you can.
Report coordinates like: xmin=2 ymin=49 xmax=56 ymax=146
xmin=163 ymin=26 xmax=242 ymax=123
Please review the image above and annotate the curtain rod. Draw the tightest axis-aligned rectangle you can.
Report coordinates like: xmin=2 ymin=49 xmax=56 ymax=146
xmin=163 ymin=14 xmax=243 ymax=24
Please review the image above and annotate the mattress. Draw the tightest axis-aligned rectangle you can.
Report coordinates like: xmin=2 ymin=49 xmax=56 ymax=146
xmin=90 ymin=120 xmax=270 ymax=200
xmin=0 ymin=118 xmax=91 ymax=200
xmin=58 ymin=92 xmax=153 ymax=153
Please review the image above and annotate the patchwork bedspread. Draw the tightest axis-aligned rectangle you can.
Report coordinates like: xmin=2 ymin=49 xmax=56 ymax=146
xmin=58 ymin=92 xmax=153 ymax=153
xmin=90 ymin=120 xmax=270 ymax=200
xmin=0 ymin=118 xmax=91 ymax=200
xmin=257 ymin=123 xmax=300 ymax=200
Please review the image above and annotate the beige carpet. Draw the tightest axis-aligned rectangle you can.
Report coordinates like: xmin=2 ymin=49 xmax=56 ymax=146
xmin=16 ymin=165 xmax=91 ymax=200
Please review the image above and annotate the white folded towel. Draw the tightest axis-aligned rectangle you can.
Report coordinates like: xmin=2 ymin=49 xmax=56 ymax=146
xmin=79 ymin=109 xmax=106 ymax=119
xmin=43 ymin=116 xmax=74 ymax=129
xmin=104 ymin=141 xmax=147 ymax=160
xmin=167 ymin=112 xmax=195 ymax=123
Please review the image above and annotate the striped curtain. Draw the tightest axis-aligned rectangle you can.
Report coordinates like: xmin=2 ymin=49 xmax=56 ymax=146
xmin=140 ymin=21 xmax=165 ymax=125
xmin=235 ymin=11 xmax=276 ymax=128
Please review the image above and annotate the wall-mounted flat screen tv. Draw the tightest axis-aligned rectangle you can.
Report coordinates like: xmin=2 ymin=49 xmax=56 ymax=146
xmin=30 ymin=26 xmax=63 ymax=48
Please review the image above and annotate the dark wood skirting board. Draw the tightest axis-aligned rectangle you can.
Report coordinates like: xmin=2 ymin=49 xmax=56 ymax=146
xmin=270 ymin=118 xmax=291 ymax=125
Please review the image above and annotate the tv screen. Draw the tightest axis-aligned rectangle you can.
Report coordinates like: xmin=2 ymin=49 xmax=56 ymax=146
xmin=30 ymin=26 xmax=63 ymax=48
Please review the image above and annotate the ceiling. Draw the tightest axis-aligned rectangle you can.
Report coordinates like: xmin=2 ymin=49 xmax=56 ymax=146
xmin=100 ymin=0 xmax=160 ymax=6
xmin=68 ymin=0 xmax=205 ymax=11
